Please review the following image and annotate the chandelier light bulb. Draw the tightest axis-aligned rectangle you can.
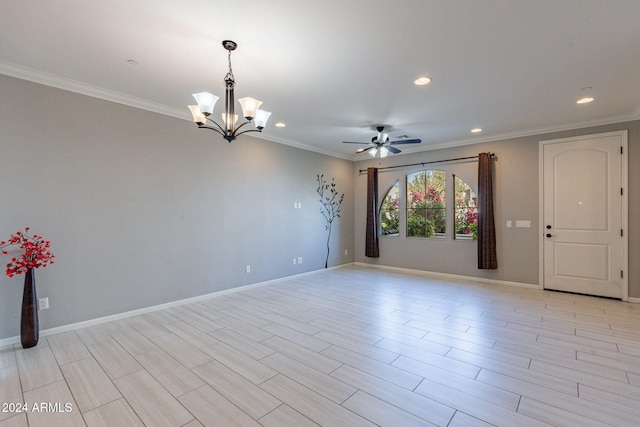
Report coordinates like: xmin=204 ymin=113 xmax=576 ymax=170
xmin=238 ymin=97 xmax=263 ymax=120
xmin=254 ymin=110 xmax=272 ymax=129
xmin=221 ymin=113 xmax=239 ymax=126
xmin=188 ymin=105 xmax=206 ymax=125
xmin=192 ymin=92 xmax=218 ymax=116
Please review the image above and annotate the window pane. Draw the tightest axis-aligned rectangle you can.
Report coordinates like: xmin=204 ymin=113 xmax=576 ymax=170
xmin=407 ymin=170 xmax=445 ymax=238
xmin=407 ymin=208 xmax=435 ymax=237
xmin=454 ymin=175 xmax=478 ymax=240
xmin=380 ymin=182 xmax=400 ymax=236
xmin=428 ymin=207 xmax=446 ymax=235
xmin=407 ymin=172 xmax=426 ymax=208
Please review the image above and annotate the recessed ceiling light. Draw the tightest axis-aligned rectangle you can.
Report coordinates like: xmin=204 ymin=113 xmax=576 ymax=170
xmin=576 ymin=86 xmax=595 ymax=104
xmin=414 ymin=76 xmax=431 ymax=86
xmin=576 ymin=96 xmax=594 ymax=104
xmin=471 ymin=128 xmax=482 ymax=133
xmin=275 ymin=122 xmax=286 ymax=128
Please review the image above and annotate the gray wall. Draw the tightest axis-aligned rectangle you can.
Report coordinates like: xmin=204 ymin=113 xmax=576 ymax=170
xmin=0 ymin=75 xmax=354 ymax=341
xmin=2 ymin=73 xmax=637 ymax=341
xmin=354 ymin=121 xmax=640 ymax=298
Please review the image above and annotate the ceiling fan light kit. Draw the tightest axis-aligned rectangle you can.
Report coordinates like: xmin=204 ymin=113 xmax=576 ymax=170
xmin=188 ymin=40 xmax=271 ymax=142
xmin=369 ymin=146 xmax=389 ymax=158
xmin=343 ymin=125 xmax=422 ymax=157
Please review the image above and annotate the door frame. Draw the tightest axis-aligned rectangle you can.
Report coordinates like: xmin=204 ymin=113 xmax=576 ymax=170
xmin=538 ymin=130 xmax=628 ymax=300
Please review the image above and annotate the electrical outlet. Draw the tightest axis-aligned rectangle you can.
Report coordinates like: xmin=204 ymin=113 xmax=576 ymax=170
xmin=506 ymin=220 xmax=512 ymax=228
xmin=297 ymin=257 xmax=303 ymax=264
xmin=293 ymin=258 xmax=297 ymax=265
xmin=344 ymin=249 xmax=348 ymax=256
xmin=39 ymin=297 xmax=49 ymax=310
xmin=245 ymin=265 xmax=251 ymax=273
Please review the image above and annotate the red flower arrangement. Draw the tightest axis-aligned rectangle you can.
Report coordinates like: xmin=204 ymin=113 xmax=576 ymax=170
xmin=0 ymin=228 xmax=55 ymax=278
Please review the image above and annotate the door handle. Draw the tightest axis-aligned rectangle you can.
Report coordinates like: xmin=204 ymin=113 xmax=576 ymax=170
xmin=546 ymin=233 xmax=552 ymax=238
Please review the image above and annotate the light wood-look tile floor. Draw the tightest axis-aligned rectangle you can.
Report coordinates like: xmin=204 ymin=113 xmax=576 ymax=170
xmin=2 ymin=266 xmax=640 ymax=426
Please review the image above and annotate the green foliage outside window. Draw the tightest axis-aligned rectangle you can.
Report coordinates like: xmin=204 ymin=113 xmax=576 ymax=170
xmin=407 ymin=210 xmax=435 ymax=237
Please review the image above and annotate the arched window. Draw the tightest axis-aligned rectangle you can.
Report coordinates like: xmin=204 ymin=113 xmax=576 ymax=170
xmin=407 ymin=170 xmax=446 ymax=238
xmin=380 ymin=181 xmax=400 ymax=236
xmin=454 ymin=175 xmax=478 ymax=240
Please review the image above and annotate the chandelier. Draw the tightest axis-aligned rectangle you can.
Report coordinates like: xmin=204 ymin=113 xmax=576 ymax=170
xmin=188 ymin=40 xmax=271 ymax=142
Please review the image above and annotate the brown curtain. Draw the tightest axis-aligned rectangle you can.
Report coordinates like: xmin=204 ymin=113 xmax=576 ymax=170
xmin=477 ymin=153 xmax=497 ymax=269
xmin=365 ymin=167 xmax=380 ymax=258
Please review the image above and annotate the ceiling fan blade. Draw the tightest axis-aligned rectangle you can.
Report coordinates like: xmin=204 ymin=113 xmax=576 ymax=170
xmin=389 ymin=139 xmax=422 ymax=145
xmin=342 ymin=141 xmax=371 ymax=145
xmin=356 ymin=146 xmax=375 ymax=154
xmin=387 ymin=146 xmax=401 ymax=154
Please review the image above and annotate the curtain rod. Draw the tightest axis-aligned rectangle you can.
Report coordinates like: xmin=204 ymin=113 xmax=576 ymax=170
xmin=358 ymin=153 xmax=495 ymax=174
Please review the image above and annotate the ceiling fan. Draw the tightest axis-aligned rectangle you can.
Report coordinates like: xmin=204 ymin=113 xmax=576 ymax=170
xmin=342 ymin=125 xmax=422 ymax=157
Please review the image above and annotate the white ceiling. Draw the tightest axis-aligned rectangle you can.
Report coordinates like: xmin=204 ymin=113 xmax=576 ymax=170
xmin=2 ymin=0 xmax=640 ymax=159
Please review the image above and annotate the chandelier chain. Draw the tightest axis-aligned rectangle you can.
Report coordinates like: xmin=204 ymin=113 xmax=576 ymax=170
xmin=225 ymin=49 xmax=234 ymax=83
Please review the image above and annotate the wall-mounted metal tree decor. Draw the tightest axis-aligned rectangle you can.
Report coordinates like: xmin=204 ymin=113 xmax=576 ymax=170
xmin=316 ymin=174 xmax=344 ymax=268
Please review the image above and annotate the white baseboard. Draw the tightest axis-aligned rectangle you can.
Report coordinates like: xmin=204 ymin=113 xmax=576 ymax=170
xmin=354 ymin=262 xmax=640 ymax=304
xmin=2 ymin=262 xmax=633 ymax=348
xmin=0 ymin=265 xmax=345 ymax=348
xmin=354 ymin=262 xmax=540 ymax=289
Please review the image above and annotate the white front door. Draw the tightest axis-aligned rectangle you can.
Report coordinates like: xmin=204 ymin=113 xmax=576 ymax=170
xmin=540 ymin=131 xmax=627 ymax=299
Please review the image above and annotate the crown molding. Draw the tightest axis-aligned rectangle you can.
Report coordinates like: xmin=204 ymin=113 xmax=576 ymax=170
xmin=0 ymin=60 xmax=354 ymax=161
xmin=3 ymin=60 xmax=637 ymax=163
xmin=250 ymin=132 xmax=353 ymax=161
xmin=358 ymin=112 xmax=640 ymax=161
xmin=0 ymin=60 xmax=189 ymax=121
